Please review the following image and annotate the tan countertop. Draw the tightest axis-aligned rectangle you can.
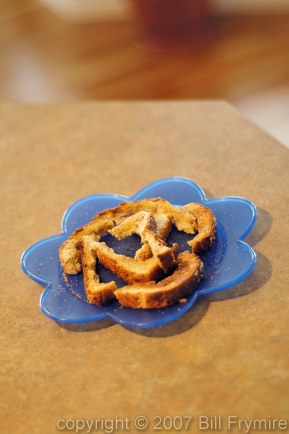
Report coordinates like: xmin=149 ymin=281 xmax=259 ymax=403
xmin=1 ymin=102 xmax=289 ymax=434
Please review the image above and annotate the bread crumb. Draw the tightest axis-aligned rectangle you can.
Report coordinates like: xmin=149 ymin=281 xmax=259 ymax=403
xmin=178 ymin=298 xmax=187 ymax=304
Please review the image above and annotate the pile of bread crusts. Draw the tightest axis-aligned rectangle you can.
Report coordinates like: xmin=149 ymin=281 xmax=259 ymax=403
xmin=59 ymin=198 xmax=216 ymax=309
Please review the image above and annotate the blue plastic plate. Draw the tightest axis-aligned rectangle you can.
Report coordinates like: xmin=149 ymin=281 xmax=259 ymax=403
xmin=21 ymin=177 xmax=257 ymax=329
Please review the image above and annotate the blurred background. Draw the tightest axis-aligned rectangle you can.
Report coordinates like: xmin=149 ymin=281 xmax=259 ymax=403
xmin=1 ymin=0 xmax=289 ymax=147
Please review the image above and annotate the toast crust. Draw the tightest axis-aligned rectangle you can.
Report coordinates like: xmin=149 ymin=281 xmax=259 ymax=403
xmin=60 ymin=219 xmax=114 ymax=274
xmin=58 ymin=198 xmax=216 ymax=309
xmin=59 ymin=198 xmax=201 ymax=274
xmin=109 ymin=211 xmax=176 ymax=273
xmin=134 ymin=213 xmax=172 ymax=260
xmin=80 ymin=235 xmax=117 ymax=305
xmin=115 ymin=251 xmax=203 ymax=309
xmin=185 ymin=203 xmax=216 ymax=253
xmin=95 ymin=242 xmax=165 ymax=284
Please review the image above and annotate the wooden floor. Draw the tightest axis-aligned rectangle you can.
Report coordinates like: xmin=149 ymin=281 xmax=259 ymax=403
xmin=1 ymin=0 xmax=289 ymax=145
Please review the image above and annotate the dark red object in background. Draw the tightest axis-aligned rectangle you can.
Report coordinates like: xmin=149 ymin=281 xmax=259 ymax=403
xmin=129 ymin=0 xmax=212 ymax=47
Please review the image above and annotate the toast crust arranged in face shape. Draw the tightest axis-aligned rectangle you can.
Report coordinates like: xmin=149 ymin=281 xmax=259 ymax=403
xmin=59 ymin=198 xmax=216 ymax=308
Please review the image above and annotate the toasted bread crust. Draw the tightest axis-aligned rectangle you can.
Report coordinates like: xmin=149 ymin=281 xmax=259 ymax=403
xmin=184 ymin=203 xmax=216 ymax=253
xmin=110 ymin=211 xmax=176 ymax=273
xmin=134 ymin=213 xmax=172 ymax=260
xmin=80 ymin=235 xmax=117 ymax=305
xmin=59 ymin=198 xmax=216 ymax=309
xmin=59 ymin=198 xmax=200 ymax=274
xmin=60 ymin=219 xmax=114 ymax=274
xmin=95 ymin=242 xmax=165 ymax=284
xmin=115 ymin=251 xmax=203 ymax=309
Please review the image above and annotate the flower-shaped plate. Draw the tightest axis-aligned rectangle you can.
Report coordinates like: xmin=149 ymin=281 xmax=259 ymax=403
xmin=21 ymin=177 xmax=257 ymax=329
